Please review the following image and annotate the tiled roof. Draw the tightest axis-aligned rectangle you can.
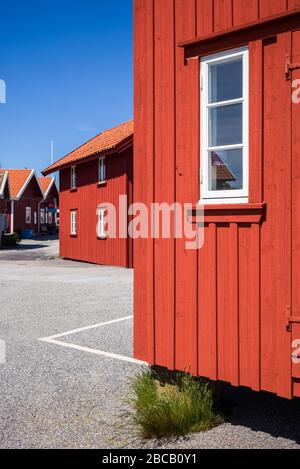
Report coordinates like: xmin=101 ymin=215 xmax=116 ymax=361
xmin=38 ymin=177 xmax=54 ymax=197
xmin=1 ymin=169 xmax=33 ymax=199
xmin=43 ymin=119 xmax=133 ymax=175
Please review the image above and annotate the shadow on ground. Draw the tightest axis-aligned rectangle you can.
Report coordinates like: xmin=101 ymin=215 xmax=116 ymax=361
xmin=219 ymin=383 xmax=300 ymax=444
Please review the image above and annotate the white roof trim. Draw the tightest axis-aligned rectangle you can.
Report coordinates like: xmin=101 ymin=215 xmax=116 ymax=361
xmin=0 ymin=171 xmax=9 ymax=198
xmin=42 ymin=177 xmax=57 ymax=199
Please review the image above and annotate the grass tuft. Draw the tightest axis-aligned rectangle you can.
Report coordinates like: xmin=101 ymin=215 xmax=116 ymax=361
xmin=125 ymin=368 xmax=224 ymax=439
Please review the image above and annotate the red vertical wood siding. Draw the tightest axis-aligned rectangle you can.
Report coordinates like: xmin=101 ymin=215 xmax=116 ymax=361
xmin=40 ymin=184 xmax=59 ymax=230
xmin=134 ymin=0 xmax=300 ymax=398
xmin=13 ymin=178 xmax=43 ymax=233
xmin=59 ymin=148 xmax=133 ymax=268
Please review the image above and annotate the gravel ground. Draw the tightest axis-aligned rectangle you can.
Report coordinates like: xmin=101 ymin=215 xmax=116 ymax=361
xmin=0 ymin=238 xmax=300 ymax=449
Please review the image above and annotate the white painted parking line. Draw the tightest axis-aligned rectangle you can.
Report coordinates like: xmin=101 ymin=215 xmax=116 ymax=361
xmin=40 ymin=315 xmax=134 ymax=340
xmin=38 ymin=315 xmax=148 ymax=366
xmin=40 ymin=338 xmax=147 ymax=365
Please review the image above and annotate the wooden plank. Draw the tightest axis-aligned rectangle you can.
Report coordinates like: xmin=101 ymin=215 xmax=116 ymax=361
xmin=239 ymin=224 xmax=260 ymax=391
xmin=174 ymin=0 xmax=198 ymax=374
xmin=260 ymin=32 xmax=292 ymax=398
xmin=288 ymin=0 xmax=300 ymax=9
xmin=133 ymin=0 xmax=155 ymax=363
xmin=154 ymin=0 xmax=175 ymax=369
xmin=198 ymin=223 xmax=217 ymax=380
xmin=217 ymin=223 xmax=239 ymax=386
xmin=259 ymin=0 xmax=287 ymax=18
xmin=291 ymin=29 xmax=300 ymax=381
xmin=249 ymin=40 xmax=263 ymax=203
xmin=214 ymin=0 xmax=233 ymax=32
xmin=196 ymin=0 xmax=214 ymax=37
xmin=233 ymin=0 xmax=259 ymax=26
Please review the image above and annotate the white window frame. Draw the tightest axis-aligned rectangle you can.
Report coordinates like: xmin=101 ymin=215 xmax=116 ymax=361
xmin=70 ymin=210 xmax=77 ymax=235
xmin=98 ymin=157 xmax=106 ymax=184
xmin=71 ymin=165 xmax=76 ymax=189
xmin=25 ymin=206 xmax=32 ymax=224
xmin=40 ymin=208 xmax=45 ymax=224
xmin=200 ymin=46 xmax=249 ymax=204
xmin=97 ymin=207 xmax=107 ymax=239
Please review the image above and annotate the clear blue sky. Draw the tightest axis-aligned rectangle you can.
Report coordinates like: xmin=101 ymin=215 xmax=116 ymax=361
xmin=0 ymin=0 xmax=133 ymax=175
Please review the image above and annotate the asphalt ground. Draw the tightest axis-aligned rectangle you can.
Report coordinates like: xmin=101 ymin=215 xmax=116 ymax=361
xmin=0 ymin=238 xmax=300 ymax=448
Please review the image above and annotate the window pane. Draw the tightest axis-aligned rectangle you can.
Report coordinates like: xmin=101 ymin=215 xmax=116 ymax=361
xmin=208 ymin=149 xmax=243 ymax=191
xmin=209 ymin=104 xmax=242 ymax=147
xmin=209 ymin=58 xmax=242 ymax=103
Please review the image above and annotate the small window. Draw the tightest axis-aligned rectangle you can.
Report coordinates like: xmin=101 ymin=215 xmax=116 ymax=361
xmin=48 ymin=212 xmax=53 ymax=224
xmin=70 ymin=210 xmax=77 ymax=235
xmin=200 ymin=47 xmax=249 ymax=204
xmin=45 ymin=208 xmax=48 ymax=224
xmin=97 ymin=207 xmax=106 ymax=239
xmin=25 ymin=207 xmax=31 ymax=224
xmin=98 ymin=157 xmax=106 ymax=183
xmin=34 ymin=212 xmax=37 ymax=225
xmin=71 ymin=166 xmax=76 ymax=189
xmin=40 ymin=208 xmax=45 ymax=224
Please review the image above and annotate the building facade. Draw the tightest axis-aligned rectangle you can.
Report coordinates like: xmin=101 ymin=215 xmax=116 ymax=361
xmin=43 ymin=120 xmax=133 ymax=268
xmin=134 ymin=0 xmax=300 ymax=398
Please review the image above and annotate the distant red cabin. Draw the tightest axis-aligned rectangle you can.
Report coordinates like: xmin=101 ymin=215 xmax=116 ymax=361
xmin=0 ymin=170 xmax=10 ymax=243
xmin=43 ymin=120 xmax=133 ymax=268
xmin=134 ymin=0 xmax=300 ymax=399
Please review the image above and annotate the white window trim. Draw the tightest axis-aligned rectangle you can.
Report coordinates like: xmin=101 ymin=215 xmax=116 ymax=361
xmin=98 ymin=157 xmax=106 ymax=184
xmin=71 ymin=166 xmax=76 ymax=189
xmin=70 ymin=210 xmax=77 ymax=235
xmin=25 ymin=206 xmax=32 ymax=224
xmin=97 ymin=207 xmax=107 ymax=239
xmin=40 ymin=208 xmax=45 ymax=225
xmin=200 ymin=46 xmax=249 ymax=205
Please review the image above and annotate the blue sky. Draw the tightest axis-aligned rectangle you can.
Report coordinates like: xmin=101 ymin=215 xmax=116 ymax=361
xmin=0 ymin=0 xmax=133 ymax=175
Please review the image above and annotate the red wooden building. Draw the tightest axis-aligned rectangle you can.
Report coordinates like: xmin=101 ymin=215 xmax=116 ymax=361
xmin=42 ymin=120 xmax=133 ymax=267
xmin=38 ymin=177 xmax=59 ymax=233
xmin=134 ymin=0 xmax=300 ymax=398
xmin=0 ymin=170 xmax=10 ymax=243
xmin=5 ymin=169 xmax=44 ymax=234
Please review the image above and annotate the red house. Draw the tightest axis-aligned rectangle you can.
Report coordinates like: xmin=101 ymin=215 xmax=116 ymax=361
xmin=134 ymin=0 xmax=300 ymax=399
xmin=38 ymin=177 xmax=59 ymax=234
xmin=4 ymin=169 xmax=44 ymax=234
xmin=42 ymin=120 xmax=133 ymax=267
xmin=0 ymin=170 xmax=10 ymax=243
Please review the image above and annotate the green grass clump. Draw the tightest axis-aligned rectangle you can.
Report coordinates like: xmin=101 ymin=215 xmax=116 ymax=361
xmin=126 ymin=369 xmax=224 ymax=439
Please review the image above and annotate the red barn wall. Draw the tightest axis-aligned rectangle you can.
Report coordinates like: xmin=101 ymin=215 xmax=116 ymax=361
xmin=134 ymin=0 xmax=300 ymax=398
xmin=59 ymin=148 xmax=133 ymax=268
xmin=13 ymin=178 xmax=43 ymax=233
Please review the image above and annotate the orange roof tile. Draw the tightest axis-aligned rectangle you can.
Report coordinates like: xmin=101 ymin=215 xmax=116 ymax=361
xmin=43 ymin=119 xmax=133 ymax=175
xmin=2 ymin=169 xmax=33 ymax=199
xmin=38 ymin=177 xmax=54 ymax=196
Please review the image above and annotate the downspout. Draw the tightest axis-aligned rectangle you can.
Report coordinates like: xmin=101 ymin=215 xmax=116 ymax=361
xmin=10 ymin=200 xmax=14 ymax=234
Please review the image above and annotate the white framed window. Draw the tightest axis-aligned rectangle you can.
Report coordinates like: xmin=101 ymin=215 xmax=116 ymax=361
xmin=45 ymin=208 xmax=48 ymax=224
xmin=200 ymin=46 xmax=249 ymax=204
xmin=70 ymin=210 xmax=77 ymax=235
xmin=97 ymin=207 xmax=106 ymax=239
xmin=71 ymin=166 xmax=76 ymax=189
xmin=98 ymin=157 xmax=106 ymax=183
xmin=40 ymin=208 xmax=45 ymax=224
xmin=48 ymin=212 xmax=53 ymax=224
xmin=34 ymin=212 xmax=37 ymax=225
xmin=25 ymin=207 xmax=31 ymax=224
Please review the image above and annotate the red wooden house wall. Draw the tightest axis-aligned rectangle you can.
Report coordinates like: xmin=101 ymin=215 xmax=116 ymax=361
xmin=134 ymin=0 xmax=300 ymax=398
xmin=40 ymin=181 xmax=59 ymax=233
xmin=12 ymin=177 xmax=43 ymax=233
xmin=59 ymin=147 xmax=133 ymax=268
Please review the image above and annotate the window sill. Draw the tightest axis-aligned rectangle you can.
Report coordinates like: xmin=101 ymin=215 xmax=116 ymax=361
xmin=97 ymin=235 xmax=107 ymax=240
xmin=97 ymin=181 xmax=107 ymax=187
xmin=190 ymin=202 xmax=266 ymax=224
